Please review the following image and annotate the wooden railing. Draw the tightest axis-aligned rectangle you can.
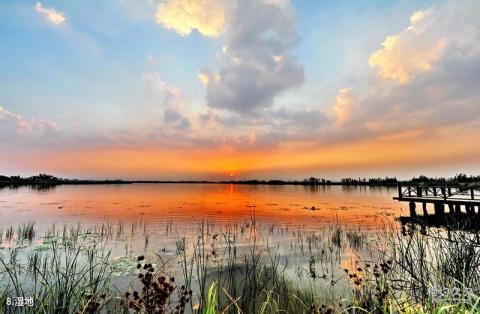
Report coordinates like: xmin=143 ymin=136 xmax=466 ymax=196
xmin=397 ymin=185 xmax=480 ymax=201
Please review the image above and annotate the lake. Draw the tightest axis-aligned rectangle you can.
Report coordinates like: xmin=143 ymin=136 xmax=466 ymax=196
xmin=0 ymin=183 xmax=403 ymax=228
xmin=0 ymin=183 xmax=410 ymax=312
xmin=0 ymin=183 xmax=403 ymax=260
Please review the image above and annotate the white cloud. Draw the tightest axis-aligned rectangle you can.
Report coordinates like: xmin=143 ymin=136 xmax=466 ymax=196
xmin=155 ymin=0 xmax=226 ymax=37
xmin=0 ymin=106 xmax=58 ymax=138
xmin=35 ymin=2 xmax=66 ymax=25
xmin=147 ymin=0 xmax=480 ymax=154
xmin=369 ymin=1 xmax=480 ymax=84
xmin=155 ymin=0 xmax=303 ymax=114
xmin=0 ymin=106 xmax=31 ymax=134
xmin=200 ymin=0 xmax=304 ymax=113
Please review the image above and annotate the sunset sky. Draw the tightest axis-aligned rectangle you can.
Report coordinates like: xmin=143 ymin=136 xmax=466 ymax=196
xmin=1 ymin=0 xmax=479 ymax=180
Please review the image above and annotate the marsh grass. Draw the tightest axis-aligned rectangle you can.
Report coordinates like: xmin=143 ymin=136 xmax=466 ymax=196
xmin=0 ymin=216 xmax=480 ymax=313
xmin=17 ymin=221 xmax=36 ymax=243
xmin=344 ymin=221 xmax=480 ymax=313
xmin=172 ymin=214 xmax=359 ymax=314
xmin=0 ymin=225 xmax=115 ymax=313
xmin=5 ymin=225 xmax=14 ymax=242
xmin=346 ymin=230 xmax=364 ymax=250
xmin=380 ymin=227 xmax=480 ymax=304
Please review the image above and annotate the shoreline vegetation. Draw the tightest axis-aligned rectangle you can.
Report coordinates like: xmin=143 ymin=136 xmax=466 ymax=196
xmin=1 ymin=173 xmax=479 ymax=188
xmin=1 ymin=217 xmax=480 ymax=313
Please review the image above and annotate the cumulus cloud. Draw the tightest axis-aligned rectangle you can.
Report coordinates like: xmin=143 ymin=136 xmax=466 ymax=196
xmin=369 ymin=2 xmax=480 ymax=84
xmin=154 ymin=0 xmax=305 ymax=115
xmin=364 ymin=0 xmax=480 ymax=121
xmin=200 ymin=0 xmax=304 ymax=113
xmin=306 ymin=0 xmax=480 ymax=152
xmin=363 ymin=54 xmax=480 ymax=132
xmin=35 ymin=2 xmax=66 ymax=25
xmin=155 ymin=0 xmax=226 ymax=37
xmin=148 ymin=0 xmax=480 ymax=155
xmin=155 ymin=0 xmax=304 ymax=118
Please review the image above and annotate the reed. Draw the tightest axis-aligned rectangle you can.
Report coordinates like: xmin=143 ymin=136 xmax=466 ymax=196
xmin=5 ymin=225 xmax=14 ymax=242
xmin=17 ymin=221 xmax=36 ymax=243
xmin=0 ymin=217 xmax=479 ymax=313
xmin=0 ymin=225 xmax=114 ymax=313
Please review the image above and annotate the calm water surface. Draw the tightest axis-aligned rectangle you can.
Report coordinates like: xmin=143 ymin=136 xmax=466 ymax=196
xmin=0 ymin=183 xmax=407 ymax=292
xmin=0 ymin=183 xmax=404 ymax=228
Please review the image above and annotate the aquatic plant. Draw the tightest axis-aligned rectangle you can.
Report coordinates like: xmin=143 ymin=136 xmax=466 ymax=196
xmin=17 ymin=221 xmax=36 ymax=242
xmin=0 ymin=226 xmax=113 ymax=313
xmin=0 ymin=214 xmax=479 ymax=314
xmin=124 ymin=256 xmax=191 ymax=314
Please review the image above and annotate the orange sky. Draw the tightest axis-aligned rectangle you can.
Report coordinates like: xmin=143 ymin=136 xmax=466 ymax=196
xmin=3 ymin=126 xmax=479 ymax=180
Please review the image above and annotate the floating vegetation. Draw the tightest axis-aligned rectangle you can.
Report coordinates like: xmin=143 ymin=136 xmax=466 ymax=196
xmin=111 ymin=256 xmax=144 ymax=277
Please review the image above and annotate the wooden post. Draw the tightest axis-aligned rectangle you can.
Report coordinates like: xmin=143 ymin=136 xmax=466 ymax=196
xmin=398 ymin=185 xmax=402 ymax=199
xmin=409 ymin=201 xmax=417 ymax=218
xmin=416 ymin=187 xmax=422 ymax=197
xmin=467 ymin=204 xmax=474 ymax=216
xmin=422 ymin=202 xmax=428 ymax=216
xmin=472 ymin=189 xmax=475 ymax=200
xmin=434 ymin=202 xmax=445 ymax=217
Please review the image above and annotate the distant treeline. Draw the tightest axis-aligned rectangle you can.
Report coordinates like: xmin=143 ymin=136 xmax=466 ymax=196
xmin=0 ymin=174 xmax=127 ymax=185
xmin=315 ymin=173 xmax=479 ymax=186
xmin=339 ymin=177 xmax=398 ymax=186
xmin=0 ymin=173 xmax=479 ymax=187
xmin=0 ymin=174 xmax=60 ymax=184
xmin=408 ymin=173 xmax=480 ymax=186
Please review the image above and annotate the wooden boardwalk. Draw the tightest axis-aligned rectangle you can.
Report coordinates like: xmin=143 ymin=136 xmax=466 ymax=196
xmin=394 ymin=185 xmax=480 ymax=231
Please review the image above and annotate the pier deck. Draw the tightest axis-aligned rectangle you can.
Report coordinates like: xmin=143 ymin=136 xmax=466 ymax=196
xmin=394 ymin=184 xmax=480 ymax=231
